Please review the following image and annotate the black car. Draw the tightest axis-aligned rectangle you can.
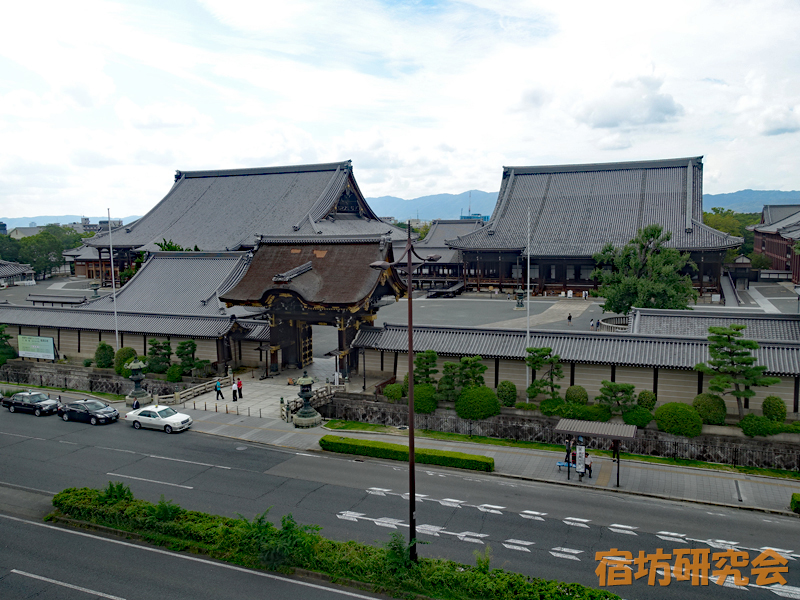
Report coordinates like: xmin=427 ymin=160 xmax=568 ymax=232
xmin=2 ymin=391 xmax=59 ymax=416
xmin=58 ymin=399 xmax=119 ymax=425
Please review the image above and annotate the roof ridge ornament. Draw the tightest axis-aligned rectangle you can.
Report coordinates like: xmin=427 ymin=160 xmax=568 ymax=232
xmin=273 ymin=261 xmax=313 ymax=283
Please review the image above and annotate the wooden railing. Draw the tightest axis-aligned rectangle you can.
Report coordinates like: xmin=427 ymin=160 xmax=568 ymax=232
xmin=152 ymin=374 xmax=233 ymax=405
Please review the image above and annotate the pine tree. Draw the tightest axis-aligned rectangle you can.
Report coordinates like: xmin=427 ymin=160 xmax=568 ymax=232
xmin=695 ymin=324 xmax=780 ymax=419
xmin=413 ymin=350 xmax=439 ymax=385
xmin=525 ymin=347 xmax=564 ymax=400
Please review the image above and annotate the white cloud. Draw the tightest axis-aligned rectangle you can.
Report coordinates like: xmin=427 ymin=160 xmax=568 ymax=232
xmin=1 ymin=0 xmax=800 ymax=217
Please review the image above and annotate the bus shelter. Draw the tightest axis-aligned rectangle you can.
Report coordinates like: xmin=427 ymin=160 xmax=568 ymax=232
xmin=553 ymin=419 xmax=637 ymax=487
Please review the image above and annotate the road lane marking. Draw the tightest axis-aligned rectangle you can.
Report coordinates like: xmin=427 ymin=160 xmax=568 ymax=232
xmin=0 ymin=431 xmax=45 ymax=440
xmin=147 ymin=454 xmax=229 ymax=469
xmin=0 ymin=481 xmax=58 ymax=495
xmin=520 ymin=510 xmax=546 ymax=520
xmin=656 ymin=531 xmax=688 ymax=543
xmin=59 ymin=441 xmax=78 ymax=445
xmin=0 ymin=514 xmax=385 ymax=600
xmin=563 ymin=517 xmax=590 ymax=528
xmin=96 ymin=446 xmax=137 ymax=454
xmin=608 ymin=524 xmax=638 ymax=535
xmin=550 ymin=547 xmax=582 ymax=561
xmin=106 ymin=473 xmax=193 ymax=489
xmin=11 ymin=569 xmax=126 ymax=599
xmin=476 ymin=504 xmax=504 ymax=514
xmin=503 ymin=539 xmax=535 ymax=552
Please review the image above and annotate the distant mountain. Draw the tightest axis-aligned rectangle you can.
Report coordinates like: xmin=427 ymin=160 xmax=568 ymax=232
xmin=0 ymin=215 xmax=141 ymax=229
xmin=703 ymin=190 xmax=800 ymax=214
xmin=365 ymin=190 xmax=498 ymax=221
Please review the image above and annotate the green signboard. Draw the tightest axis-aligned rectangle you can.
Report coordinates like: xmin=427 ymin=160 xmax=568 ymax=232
xmin=18 ymin=335 xmax=56 ymax=360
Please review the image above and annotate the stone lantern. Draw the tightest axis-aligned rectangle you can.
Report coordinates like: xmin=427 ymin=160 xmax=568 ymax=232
xmin=126 ymin=359 xmax=149 ymax=405
xmin=293 ymin=370 xmax=322 ymax=428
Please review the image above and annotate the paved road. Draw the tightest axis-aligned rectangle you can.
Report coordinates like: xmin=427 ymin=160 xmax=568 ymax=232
xmin=1 ymin=413 xmax=800 ymax=599
xmin=0 ymin=514 xmax=388 ymax=600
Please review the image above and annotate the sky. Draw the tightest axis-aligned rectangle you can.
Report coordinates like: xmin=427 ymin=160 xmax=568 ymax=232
xmin=1 ymin=0 xmax=799 ymax=219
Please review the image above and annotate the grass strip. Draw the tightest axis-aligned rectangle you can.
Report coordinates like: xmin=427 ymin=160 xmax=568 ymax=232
xmin=319 ymin=435 xmax=494 ymax=472
xmin=325 ymin=420 xmax=800 ymax=481
xmin=51 ymin=485 xmax=619 ymax=600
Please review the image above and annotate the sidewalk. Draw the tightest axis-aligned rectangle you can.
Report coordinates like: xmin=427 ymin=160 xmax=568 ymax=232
xmin=170 ymin=369 xmax=800 ymax=516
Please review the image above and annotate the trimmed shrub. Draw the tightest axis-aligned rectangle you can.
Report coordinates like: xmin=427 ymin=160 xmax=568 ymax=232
xmin=623 ymin=406 xmax=654 ymax=428
xmin=114 ymin=347 xmax=138 ymax=377
xmin=740 ymin=414 xmax=779 ymax=438
xmin=319 ymin=436 xmax=494 ymax=472
xmin=413 ymin=384 xmax=437 ymax=414
xmin=596 ymin=380 xmax=636 ymax=414
xmin=564 ymin=385 xmax=589 ymax=405
xmin=762 ymin=395 xmax=787 ymax=423
xmin=94 ymin=342 xmax=115 ymax=369
xmin=382 ymin=383 xmax=403 ymax=402
xmin=514 ymin=402 xmax=538 ymax=411
xmin=692 ymin=393 xmax=727 ymax=425
xmin=655 ymin=402 xmax=703 ymax=438
xmin=83 ymin=359 xmax=93 ymax=367
xmin=455 ymin=386 xmax=500 ymax=421
xmin=792 ymin=493 xmax=800 ymax=515
xmin=539 ymin=397 xmax=565 ymax=416
xmin=166 ymin=364 xmax=184 ymax=383
xmin=497 ymin=381 xmax=517 ymax=407
xmin=402 ymin=373 xmax=410 ymax=396
xmin=555 ymin=402 xmax=612 ymax=422
xmin=636 ymin=390 xmax=657 ymax=411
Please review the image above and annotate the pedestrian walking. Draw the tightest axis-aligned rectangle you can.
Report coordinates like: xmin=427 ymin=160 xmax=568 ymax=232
xmin=567 ymin=313 xmax=572 ymax=326
xmin=215 ymin=379 xmax=224 ymax=400
xmin=590 ymin=319 xmax=594 ymax=331
xmin=132 ymin=398 xmax=140 ymax=410
xmin=237 ymin=377 xmax=243 ymax=399
xmin=232 ymin=380 xmax=238 ymax=402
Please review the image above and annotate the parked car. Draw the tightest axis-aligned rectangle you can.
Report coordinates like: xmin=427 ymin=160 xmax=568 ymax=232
xmin=2 ymin=391 xmax=59 ymax=416
xmin=58 ymin=399 xmax=119 ymax=425
xmin=124 ymin=404 xmax=192 ymax=434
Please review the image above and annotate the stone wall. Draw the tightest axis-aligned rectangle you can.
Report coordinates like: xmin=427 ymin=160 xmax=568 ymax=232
xmin=322 ymin=395 xmax=800 ymax=471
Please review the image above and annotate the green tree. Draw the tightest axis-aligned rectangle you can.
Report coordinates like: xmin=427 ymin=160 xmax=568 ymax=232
xmin=413 ymin=350 xmax=439 ymax=385
xmin=455 ymin=356 xmax=487 ymax=391
xmin=435 ymin=362 xmax=459 ymax=402
xmin=42 ymin=224 xmax=82 ymax=250
xmin=155 ymin=239 xmax=201 ymax=252
xmin=748 ymin=252 xmax=772 ymax=269
xmin=703 ymin=208 xmax=742 ymax=263
xmin=94 ymin=341 xmax=115 ymax=369
xmin=596 ymin=381 xmax=637 ymax=414
xmin=525 ymin=347 xmax=564 ymax=400
xmin=0 ymin=235 xmax=21 ymax=262
xmin=0 ymin=324 xmax=17 ymax=366
xmin=591 ymin=224 xmax=698 ymax=315
xmin=694 ymin=324 xmax=780 ymax=419
xmin=146 ymin=339 xmax=172 ymax=374
xmin=455 ymin=386 xmax=501 ymax=421
xmin=19 ymin=231 xmax=64 ymax=276
xmin=175 ymin=340 xmax=209 ymax=375
xmin=114 ymin=347 xmax=138 ymax=377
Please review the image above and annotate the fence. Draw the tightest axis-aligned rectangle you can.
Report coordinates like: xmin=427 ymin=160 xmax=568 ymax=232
xmin=321 ymin=398 xmax=800 ymax=471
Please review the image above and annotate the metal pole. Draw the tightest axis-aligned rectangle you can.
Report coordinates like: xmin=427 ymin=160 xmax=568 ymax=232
xmin=526 ymin=207 xmax=531 ymax=388
xmin=406 ymin=221 xmax=417 ymax=562
xmin=108 ymin=209 xmax=120 ymax=351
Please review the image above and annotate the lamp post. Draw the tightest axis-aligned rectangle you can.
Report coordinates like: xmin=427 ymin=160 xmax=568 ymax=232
xmin=371 ymin=221 xmax=440 ymax=562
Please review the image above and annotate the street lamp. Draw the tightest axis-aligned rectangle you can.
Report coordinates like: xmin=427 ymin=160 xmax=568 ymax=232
xmin=371 ymin=221 xmax=440 ymax=562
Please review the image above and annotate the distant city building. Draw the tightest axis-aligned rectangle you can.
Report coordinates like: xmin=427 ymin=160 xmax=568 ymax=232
xmin=460 ymin=213 xmax=489 ymax=222
xmin=0 ymin=222 xmax=6 ymax=236
xmin=8 ymin=226 xmax=43 ymax=240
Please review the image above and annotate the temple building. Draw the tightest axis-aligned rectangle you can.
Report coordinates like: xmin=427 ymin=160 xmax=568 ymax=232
xmin=750 ymin=204 xmax=800 ymax=283
xmin=447 ymin=157 xmax=742 ymax=294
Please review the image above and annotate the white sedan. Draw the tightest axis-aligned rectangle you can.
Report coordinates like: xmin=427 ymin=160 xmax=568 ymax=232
xmin=124 ymin=404 xmax=192 ymax=434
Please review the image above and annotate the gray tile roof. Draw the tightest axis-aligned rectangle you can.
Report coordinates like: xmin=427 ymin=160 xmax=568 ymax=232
xmin=353 ymin=323 xmax=800 ymax=376
xmin=751 ymin=208 xmax=800 ymax=239
xmin=85 ymin=162 xmax=406 ymax=253
xmin=0 ymin=260 xmax=34 ymax=278
xmin=761 ymin=205 xmax=800 ymax=227
xmin=79 ymin=252 xmax=260 ymax=318
xmin=628 ymin=308 xmax=800 ymax=341
xmin=448 ymin=157 xmax=742 ymax=256
xmin=415 ymin=219 xmax=485 ymax=263
xmin=0 ymin=304 xmax=269 ymax=340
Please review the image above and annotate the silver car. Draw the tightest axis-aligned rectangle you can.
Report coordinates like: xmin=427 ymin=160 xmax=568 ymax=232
xmin=124 ymin=404 xmax=192 ymax=434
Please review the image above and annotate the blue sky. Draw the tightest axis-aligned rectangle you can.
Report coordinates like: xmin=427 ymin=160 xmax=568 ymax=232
xmin=1 ymin=0 xmax=799 ymax=219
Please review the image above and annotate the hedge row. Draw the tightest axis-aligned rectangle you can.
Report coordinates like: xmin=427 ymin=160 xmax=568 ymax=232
xmin=51 ymin=485 xmax=618 ymax=600
xmin=792 ymin=493 xmax=800 ymax=515
xmin=319 ymin=435 xmax=494 ymax=472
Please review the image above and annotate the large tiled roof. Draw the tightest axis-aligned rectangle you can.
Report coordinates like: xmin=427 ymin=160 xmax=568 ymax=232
xmin=0 ymin=260 xmax=33 ymax=278
xmin=353 ymin=323 xmax=800 ymax=376
xmin=0 ymin=304 xmax=268 ymax=340
xmin=220 ymin=237 xmax=397 ymax=307
xmin=761 ymin=205 xmax=800 ymax=227
xmin=78 ymin=252 xmax=260 ymax=318
xmin=448 ymin=157 xmax=742 ymax=256
xmin=627 ymin=308 xmax=800 ymax=341
xmin=85 ymin=162 xmax=405 ymax=252
xmin=750 ymin=208 xmax=800 ymax=240
xmin=415 ymin=219 xmax=485 ymax=263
